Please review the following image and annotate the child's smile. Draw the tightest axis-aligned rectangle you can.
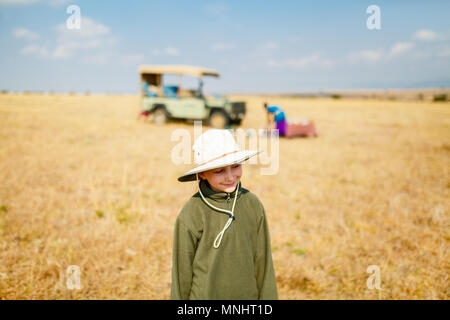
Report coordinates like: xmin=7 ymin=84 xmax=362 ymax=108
xmin=199 ymin=164 xmax=242 ymax=193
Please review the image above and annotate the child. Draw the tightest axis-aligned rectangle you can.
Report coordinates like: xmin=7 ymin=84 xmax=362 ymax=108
xmin=171 ymin=129 xmax=278 ymax=300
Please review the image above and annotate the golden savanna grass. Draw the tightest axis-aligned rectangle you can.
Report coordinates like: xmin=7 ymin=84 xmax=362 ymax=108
xmin=0 ymin=94 xmax=448 ymax=299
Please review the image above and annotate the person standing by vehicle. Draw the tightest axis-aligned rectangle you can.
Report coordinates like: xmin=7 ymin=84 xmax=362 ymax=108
xmin=264 ymin=102 xmax=286 ymax=136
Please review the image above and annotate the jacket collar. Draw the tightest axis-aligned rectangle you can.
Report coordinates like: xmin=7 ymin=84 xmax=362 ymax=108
xmin=199 ymin=179 xmax=242 ymax=202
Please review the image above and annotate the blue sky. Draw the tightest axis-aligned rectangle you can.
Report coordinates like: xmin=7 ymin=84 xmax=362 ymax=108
xmin=1 ymin=0 xmax=450 ymax=93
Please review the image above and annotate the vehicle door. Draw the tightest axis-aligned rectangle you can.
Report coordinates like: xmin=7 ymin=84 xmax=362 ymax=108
xmin=169 ymin=97 xmax=207 ymax=119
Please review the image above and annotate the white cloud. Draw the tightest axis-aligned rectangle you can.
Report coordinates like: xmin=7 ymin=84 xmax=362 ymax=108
xmin=21 ymin=44 xmax=49 ymax=58
xmin=151 ymin=47 xmax=180 ymax=56
xmin=413 ymin=29 xmax=438 ymax=41
xmin=80 ymin=52 xmax=144 ymax=66
xmin=211 ymin=42 xmax=235 ymax=51
xmin=0 ymin=0 xmax=73 ymax=5
xmin=81 ymin=52 xmax=113 ymax=65
xmin=16 ymin=15 xmax=144 ymax=67
xmin=410 ymin=46 xmax=450 ymax=60
xmin=47 ymin=0 xmax=72 ymax=6
xmin=348 ymin=49 xmax=383 ymax=63
xmin=13 ymin=28 xmax=39 ymax=40
xmin=411 ymin=50 xmax=432 ymax=59
xmin=52 ymin=44 xmax=72 ymax=59
xmin=0 ymin=0 xmax=39 ymax=5
xmin=51 ymin=16 xmax=113 ymax=59
xmin=56 ymin=16 xmax=110 ymax=42
xmin=120 ymin=53 xmax=145 ymax=66
xmin=389 ymin=42 xmax=414 ymax=57
xmin=436 ymin=47 xmax=450 ymax=58
xmin=164 ymin=47 xmax=179 ymax=56
xmin=268 ymin=53 xmax=334 ymax=69
xmin=17 ymin=16 xmax=115 ymax=60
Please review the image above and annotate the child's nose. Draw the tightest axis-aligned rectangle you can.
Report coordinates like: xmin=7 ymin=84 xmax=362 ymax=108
xmin=225 ymin=168 xmax=234 ymax=180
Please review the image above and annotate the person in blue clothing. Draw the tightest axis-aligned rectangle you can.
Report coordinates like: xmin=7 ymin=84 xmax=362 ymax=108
xmin=264 ymin=102 xmax=286 ymax=136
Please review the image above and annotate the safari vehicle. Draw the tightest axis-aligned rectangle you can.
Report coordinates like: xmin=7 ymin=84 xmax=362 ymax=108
xmin=139 ymin=65 xmax=246 ymax=128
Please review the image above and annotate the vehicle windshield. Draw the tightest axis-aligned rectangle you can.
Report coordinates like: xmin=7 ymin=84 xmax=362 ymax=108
xmin=162 ymin=74 xmax=204 ymax=98
xmin=143 ymin=74 xmax=223 ymax=99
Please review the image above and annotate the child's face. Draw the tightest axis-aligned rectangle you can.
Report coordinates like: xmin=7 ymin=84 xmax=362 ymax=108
xmin=199 ymin=164 xmax=242 ymax=193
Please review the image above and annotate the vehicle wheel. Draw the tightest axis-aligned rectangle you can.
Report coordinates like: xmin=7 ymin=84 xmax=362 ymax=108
xmin=153 ymin=107 xmax=168 ymax=125
xmin=209 ymin=110 xmax=229 ymax=129
xmin=230 ymin=119 xmax=242 ymax=126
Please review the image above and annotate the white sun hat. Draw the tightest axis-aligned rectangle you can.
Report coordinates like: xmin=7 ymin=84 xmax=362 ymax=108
xmin=177 ymin=129 xmax=260 ymax=182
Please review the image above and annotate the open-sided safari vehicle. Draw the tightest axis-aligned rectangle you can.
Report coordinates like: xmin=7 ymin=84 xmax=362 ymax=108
xmin=139 ymin=65 xmax=246 ymax=128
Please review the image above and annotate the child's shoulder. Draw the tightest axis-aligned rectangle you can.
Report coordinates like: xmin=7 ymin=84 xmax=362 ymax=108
xmin=242 ymin=189 xmax=267 ymax=222
xmin=240 ymin=187 xmax=265 ymax=209
xmin=177 ymin=195 xmax=203 ymax=220
xmin=175 ymin=196 xmax=204 ymax=236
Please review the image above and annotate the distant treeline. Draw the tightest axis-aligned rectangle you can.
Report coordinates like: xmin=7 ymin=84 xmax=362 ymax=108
xmin=1 ymin=89 xmax=449 ymax=101
xmin=254 ymin=89 xmax=450 ymax=102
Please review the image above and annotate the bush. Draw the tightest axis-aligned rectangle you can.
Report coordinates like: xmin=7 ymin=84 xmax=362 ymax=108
xmin=331 ymin=94 xmax=341 ymax=99
xmin=433 ymin=94 xmax=447 ymax=102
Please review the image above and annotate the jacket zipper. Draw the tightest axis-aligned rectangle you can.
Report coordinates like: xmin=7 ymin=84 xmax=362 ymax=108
xmin=226 ymin=193 xmax=231 ymax=231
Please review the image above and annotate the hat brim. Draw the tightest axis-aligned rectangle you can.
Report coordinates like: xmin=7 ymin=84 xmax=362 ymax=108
xmin=178 ymin=150 xmax=261 ymax=182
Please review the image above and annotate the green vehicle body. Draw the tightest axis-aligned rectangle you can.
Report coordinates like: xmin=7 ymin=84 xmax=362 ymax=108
xmin=139 ymin=65 xmax=246 ymax=127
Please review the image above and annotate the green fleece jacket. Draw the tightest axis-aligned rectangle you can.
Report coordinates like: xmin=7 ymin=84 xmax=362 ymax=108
xmin=171 ymin=179 xmax=278 ymax=300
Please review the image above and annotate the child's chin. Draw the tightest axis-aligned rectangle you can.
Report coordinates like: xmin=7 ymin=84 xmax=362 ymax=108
xmin=221 ymin=183 xmax=237 ymax=193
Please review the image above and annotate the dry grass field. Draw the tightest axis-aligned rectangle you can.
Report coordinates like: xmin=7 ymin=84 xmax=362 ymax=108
xmin=0 ymin=93 xmax=448 ymax=299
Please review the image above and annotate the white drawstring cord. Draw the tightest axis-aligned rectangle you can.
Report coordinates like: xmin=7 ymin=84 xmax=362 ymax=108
xmin=196 ymin=173 xmax=239 ymax=248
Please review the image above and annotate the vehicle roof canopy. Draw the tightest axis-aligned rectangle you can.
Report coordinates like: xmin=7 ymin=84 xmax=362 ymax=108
xmin=139 ymin=65 xmax=220 ymax=78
